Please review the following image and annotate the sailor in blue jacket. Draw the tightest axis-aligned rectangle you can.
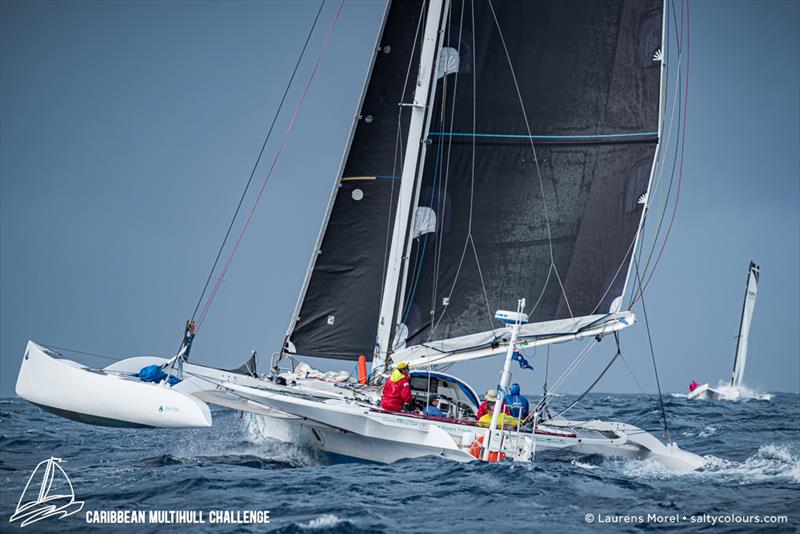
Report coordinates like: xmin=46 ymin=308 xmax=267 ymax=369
xmin=503 ymin=383 xmax=529 ymax=419
xmin=423 ymin=396 xmax=447 ymax=418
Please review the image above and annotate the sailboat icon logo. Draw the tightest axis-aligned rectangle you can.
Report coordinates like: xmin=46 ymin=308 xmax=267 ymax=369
xmin=9 ymin=457 xmax=84 ymax=528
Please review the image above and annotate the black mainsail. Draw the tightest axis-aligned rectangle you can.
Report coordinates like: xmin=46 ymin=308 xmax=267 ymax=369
xmin=285 ymin=0 xmax=428 ymax=360
xmin=286 ymin=0 xmax=665 ymax=367
xmin=393 ymin=0 xmax=664 ymax=361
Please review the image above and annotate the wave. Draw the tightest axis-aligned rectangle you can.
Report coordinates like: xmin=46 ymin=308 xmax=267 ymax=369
xmin=618 ymin=444 xmax=799 ymax=483
xmin=570 ymin=459 xmax=599 ymax=470
xmin=299 ymin=514 xmax=346 ymax=529
xmin=702 ymin=444 xmax=800 ymax=483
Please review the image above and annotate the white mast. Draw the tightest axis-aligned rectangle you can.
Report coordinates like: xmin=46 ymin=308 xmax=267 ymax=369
xmin=731 ymin=261 xmax=759 ymax=388
xmin=374 ymin=0 xmax=447 ymax=372
xmin=483 ymin=299 xmax=527 ymax=461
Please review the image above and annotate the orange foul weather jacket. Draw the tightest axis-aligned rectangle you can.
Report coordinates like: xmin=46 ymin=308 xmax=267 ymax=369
xmin=381 ymin=369 xmax=413 ymax=411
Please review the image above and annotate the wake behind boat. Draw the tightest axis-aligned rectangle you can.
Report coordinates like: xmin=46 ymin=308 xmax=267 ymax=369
xmin=16 ymin=0 xmax=703 ymax=472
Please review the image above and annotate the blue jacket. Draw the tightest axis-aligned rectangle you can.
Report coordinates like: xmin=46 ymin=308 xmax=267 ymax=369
xmin=504 ymin=384 xmax=529 ymax=419
xmin=423 ymin=405 xmax=446 ymax=417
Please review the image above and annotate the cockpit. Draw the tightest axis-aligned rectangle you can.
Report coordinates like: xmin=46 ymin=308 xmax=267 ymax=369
xmin=408 ymin=371 xmax=480 ymax=420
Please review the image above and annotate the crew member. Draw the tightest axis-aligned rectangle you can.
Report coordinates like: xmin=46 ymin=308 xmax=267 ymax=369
xmin=381 ymin=362 xmax=413 ymax=412
xmin=689 ymin=380 xmax=700 ymax=392
xmin=423 ymin=396 xmax=446 ymax=418
xmin=477 ymin=411 xmax=519 ymax=429
xmin=503 ymin=383 xmax=529 ymax=419
xmin=476 ymin=390 xmax=510 ymax=420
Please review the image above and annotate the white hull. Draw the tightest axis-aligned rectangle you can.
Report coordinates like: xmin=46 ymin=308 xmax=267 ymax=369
xmin=16 ymin=340 xmax=704 ymax=472
xmin=687 ymin=382 xmax=769 ymax=401
xmin=223 ymin=382 xmax=705 ymax=472
xmin=16 ymin=341 xmax=212 ymax=428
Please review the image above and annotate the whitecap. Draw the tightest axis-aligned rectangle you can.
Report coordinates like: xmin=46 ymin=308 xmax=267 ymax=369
xmin=701 ymin=444 xmax=800 ymax=483
xmin=299 ymin=514 xmax=344 ymax=529
xmin=570 ymin=459 xmax=598 ymax=470
xmin=618 ymin=444 xmax=799 ymax=483
xmin=698 ymin=425 xmax=718 ymax=438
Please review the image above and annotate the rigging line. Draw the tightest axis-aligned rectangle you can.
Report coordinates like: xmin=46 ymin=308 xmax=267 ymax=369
xmin=634 ymin=256 xmax=672 ymax=443
xmin=547 ymin=339 xmax=597 ymax=394
xmin=191 ymin=1 xmax=326 ymax=323
xmin=544 ymin=332 xmax=621 ymax=421
xmin=588 ymin=218 xmax=640 ymax=316
xmin=635 ymin=9 xmax=687 ymax=290
xmin=379 ymin=0 xmax=427 ymax=303
xmin=543 ymin=345 xmax=550 ymax=390
xmin=40 ymin=344 xmax=125 ymax=363
xmin=646 ymin=67 xmax=682 ymax=245
xmin=531 ymin=339 xmax=598 ymax=417
xmin=538 ymin=338 xmax=597 ymax=408
xmin=196 ymin=1 xmax=345 ymax=330
xmin=487 ymin=0 xmax=573 ymax=318
xmin=466 ymin=0 xmax=496 ymax=333
xmin=634 ymin=10 xmax=686 ymax=288
xmin=470 ymin=235 xmax=497 ymax=333
xmin=636 ymin=13 xmax=684 ymax=272
xmin=551 ymin=260 xmax=574 ymax=319
xmin=402 ymin=57 xmax=452 ymax=323
xmin=402 ymin=111 xmax=445 ymax=322
xmin=527 ymin=263 xmax=553 ymax=317
xmin=631 ymin=0 xmax=690 ymax=308
xmin=427 ymin=131 xmax=659 ymax=140
xmin=638 ymin=74 xmax=682 ymax=283
xmin=431 ymin=0 xmax=486 ymax=337
xmin=618 ymin=352 xmax=647 ymax=395
xmin=428 ymin=0 xmax=466 ymax=341
xmin=430 ymin=0 xmax=458 ymax=313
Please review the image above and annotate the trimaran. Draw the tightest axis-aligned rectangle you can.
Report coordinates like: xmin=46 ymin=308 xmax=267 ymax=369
xmin=16 ymin=0 xmax=704 ymax=471
xmin=688 ymin=261 xmax=761 ymax=401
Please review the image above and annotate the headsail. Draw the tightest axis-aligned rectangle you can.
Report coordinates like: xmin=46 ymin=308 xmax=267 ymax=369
xmin=285 ymin=1 xmax=428 ymax=361
xmin=731 ymin=261 xmax=759 ymax=387
xmin=392 ymin=0 xmax=664 ymax=364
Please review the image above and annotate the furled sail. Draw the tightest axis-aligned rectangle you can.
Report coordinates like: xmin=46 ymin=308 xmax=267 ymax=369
xmin=284 ymin=1 xmax=427 ymax=360
xmin=392 ymin=0 xmax=664 ymax=363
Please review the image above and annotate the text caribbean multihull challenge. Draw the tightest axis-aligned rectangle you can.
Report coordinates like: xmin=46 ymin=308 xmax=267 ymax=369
xmin=16 ymin=0 xmax=703 ymax=471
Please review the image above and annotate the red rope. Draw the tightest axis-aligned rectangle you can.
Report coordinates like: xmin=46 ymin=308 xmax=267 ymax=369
xmin=197 ymin=0 xmax=345 ymax=331
xmin=632 ymin=0 xmax=690 ymax=307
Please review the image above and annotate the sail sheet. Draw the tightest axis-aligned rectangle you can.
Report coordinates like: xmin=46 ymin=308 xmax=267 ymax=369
xmin=286 ymin=0 xmax=426 ymax=360
xmin=394 ymin=0 xmax=663 ymax=357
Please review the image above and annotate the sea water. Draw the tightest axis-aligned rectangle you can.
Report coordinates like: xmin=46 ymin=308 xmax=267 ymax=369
xmin=1 ymin=393 xmax=797 ymax=533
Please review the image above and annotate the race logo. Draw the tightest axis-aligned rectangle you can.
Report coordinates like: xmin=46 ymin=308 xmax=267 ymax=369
xmin=9 ymin=457 xmax=84 ymax=528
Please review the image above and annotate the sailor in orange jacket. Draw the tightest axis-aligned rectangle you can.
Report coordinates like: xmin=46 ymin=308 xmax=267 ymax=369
xmin=381 ymin=362 xmax=413 ymax=412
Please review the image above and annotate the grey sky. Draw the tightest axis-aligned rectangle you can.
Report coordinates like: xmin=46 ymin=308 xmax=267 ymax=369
xmin=1 ymin=0 xmax=798 ymax=400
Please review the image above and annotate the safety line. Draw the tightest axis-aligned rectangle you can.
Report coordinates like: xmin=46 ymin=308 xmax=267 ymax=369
xmin=197 ymin=1 xmax=345 ymax=330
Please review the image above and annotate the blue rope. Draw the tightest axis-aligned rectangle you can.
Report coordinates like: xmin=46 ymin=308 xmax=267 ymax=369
xmin=428 ymin=131 xmax=658 ymax=140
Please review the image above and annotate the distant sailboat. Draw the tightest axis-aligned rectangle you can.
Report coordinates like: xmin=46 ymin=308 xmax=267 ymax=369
xmin=688 ymin=261 xmax=761 ymax=400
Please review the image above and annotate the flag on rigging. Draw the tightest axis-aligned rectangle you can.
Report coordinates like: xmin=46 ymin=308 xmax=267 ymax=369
xmin=512 ymin=349 xmax=533 ymax=371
